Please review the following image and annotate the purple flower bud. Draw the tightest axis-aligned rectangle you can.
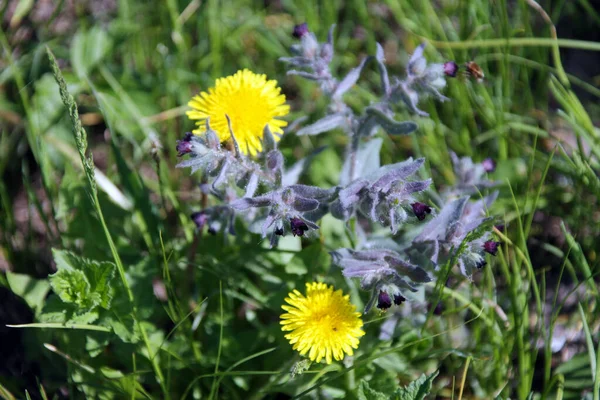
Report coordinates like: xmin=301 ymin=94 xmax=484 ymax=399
xmin=411 ymin=202 xmax=432 ymax=221
xmin=443 ymin=61 xmax=458 ymax=78
xmin=393 ymin=294 xmax=406 ymax=305
xmin=377 ymin=291 xmax=392 ymax=310
xmin=176 ymin=132 xmax=194 ymax=156
xmin=292 ymin=23 xmax=309 ymax=39
xmin=482 ymin=158 xmax=496 ymax=173
xmin=191 ymin=211 xmax=208 ymax=230
xmin=483 ymin=241 xmax=500 ymax=256
xmin=290 ymin=218 xmax=309 ymax=237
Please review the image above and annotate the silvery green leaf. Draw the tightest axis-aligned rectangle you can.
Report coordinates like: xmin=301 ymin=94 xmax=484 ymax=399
xmin=332 ymin=56 xmax=371 ymax=100
xmin=296 ymin=114 xmax=347 ymax=136
xmin=266 ymin=150 xmax=283 ymax=173
xmin=289 ymin=184 xmax=338 ymax=201
xmin=384 ymin=256 xmax=431 ymax=283
xmin=371 ymin=158 xmax=425 ymax=191
xmin=338 ymin=180 xmax=369 ymax=209
xmin=225 ymin=115 xmax=241 ymax=158
xmin=365 ymin=107 xmax=418 ymax=136
xmin=396 ymin=82 xmax=428 ymax=117
xmin=230 ymin=195 xmax=273 ymax=210
xmin=357 ymin=114 xmax=379 ymax=138
xmin=205 ymin=119 xmax=220 ymax=149
xmin=287 ymin=70 xmax=327 ymax=80
xmin=401 ymin=179 xmax=432 ymax=195
xmin=415 ymin=197 xmax=468 ymax=242
xmin=408 ymin=43 xmax=426 ymax=77
xmin=375 ymin=43 xmax=390 ymax=95
xmin=339 ymin=138 xmax=382 ymax=185
xmin=211 ymin=158 xmax=231 ymax=189
xmin=279 ymin=56 xmax=313 ymax=67
xmin=262 ymin=125 xmax=278 ymax=152
xmin=244 ymin=173 xmax=259 ymax=198
xmin=292 ymin=196 xmax=319 ymax=212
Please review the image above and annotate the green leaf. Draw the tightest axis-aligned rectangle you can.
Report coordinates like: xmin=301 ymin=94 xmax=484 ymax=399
xmin=49 ymin=269 xmax=92 ymax=308
xmin=393 ymin=371 xmax=439 ymax=400
xmin=51 ymin=249 xmax=116 ymax=310
xmin=6 ymin=271 xmax=51 ymax=315
xmin=357 ymin=380 xmax=389 ymax=400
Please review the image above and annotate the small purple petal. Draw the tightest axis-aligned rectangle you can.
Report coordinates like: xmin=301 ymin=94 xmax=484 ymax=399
xmin=482 ymin=158 xmax=496 ymax=173
xmin=411 ymin=202 xmax=432 ymax=221
xmin=377 ymin=291 xmax=392 ymax=310
xmin=290 ymin=218 xmax=309 ymax=237
xmin=176 ymin=132 xmax=194 ymax=156
xmin=443 ymin=61 xmax=459 ymax=78
xmin=483 ymin=241 xmax=500 ymax=256
xmin=292 ymin=23 xmax=309 ymax=39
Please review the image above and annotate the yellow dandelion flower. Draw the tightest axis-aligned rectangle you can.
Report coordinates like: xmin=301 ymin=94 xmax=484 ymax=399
xmin=187 ymin=69 xmax=290 ymax=156
xmin=280 ymin=282 xmax=365 ymax=364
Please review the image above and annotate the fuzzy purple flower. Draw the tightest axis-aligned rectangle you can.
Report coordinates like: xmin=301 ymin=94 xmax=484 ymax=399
xmin=443 ymin=61 xmax=459 ymax=77
xmin=411 ymin=202 xmax=432 ymax=221
xmin=292 ymin=23 xmax=309 ymax=39
xmin=377 ymin=291 xmax=392 ymax=310
xmin=483 ymin=240 xmax=500 ymax=256
xmin=290 ymin=218 xmax=309 ymax=237
xmin=482 ymin=158 xmax=496 ymax=173
xmin=176 ymin=132 xmax=194 ymax=156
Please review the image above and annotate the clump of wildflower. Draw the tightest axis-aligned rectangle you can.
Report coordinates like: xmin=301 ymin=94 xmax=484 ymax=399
xmin=331 ymin=248 xmax=431 ymax=313
xmin=280 ymin=282 xmax=365 ymax=364
xmin=187 ymin=69 xmax=289 ymax=156
xmin=411 ymin=193 xmax=499 ymax=279
xmin=330 ymin=158 xmax=432 ymax=233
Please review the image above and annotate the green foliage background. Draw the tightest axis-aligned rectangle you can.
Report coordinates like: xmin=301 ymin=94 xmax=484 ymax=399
xmin=1 ymin=0 xmax=599 ymax=399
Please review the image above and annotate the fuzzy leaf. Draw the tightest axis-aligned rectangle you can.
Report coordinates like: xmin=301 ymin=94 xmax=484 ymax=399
xmin=297 ymin=114 xmax=347 ymax=136
xmin=333 ymin=56 xmax=371 ymax=100
xmin=340 ymin=138 xmax=382 ymax=186
xmin=366 ymin=107 xmax=418 ymax=135
xmin=375 ymin=43 xmax=390 ymax=95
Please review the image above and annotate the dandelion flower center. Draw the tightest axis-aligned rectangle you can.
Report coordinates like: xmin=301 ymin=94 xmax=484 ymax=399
xmin=280 ymin=282 xmax=365 ymax=364
xmin=187 ymin=69 xmax=289 ymax=156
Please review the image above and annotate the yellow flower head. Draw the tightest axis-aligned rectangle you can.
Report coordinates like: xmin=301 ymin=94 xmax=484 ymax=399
xmin=187 ymin=69 xmax=289 ymax=156
xmin=281 ymin=282 xmax=365 ymax=364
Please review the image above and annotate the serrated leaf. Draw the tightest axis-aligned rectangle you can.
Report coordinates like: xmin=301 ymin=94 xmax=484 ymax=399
xmin=393 ymin=371 xmax=438 ymax=400
xmin=49 ymin=269 xmax=92 ymax=308
xmin=357 ymin=380 xmax=389 ymax=400
xmin=51 ymin=249 xmax=116 ymax=310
